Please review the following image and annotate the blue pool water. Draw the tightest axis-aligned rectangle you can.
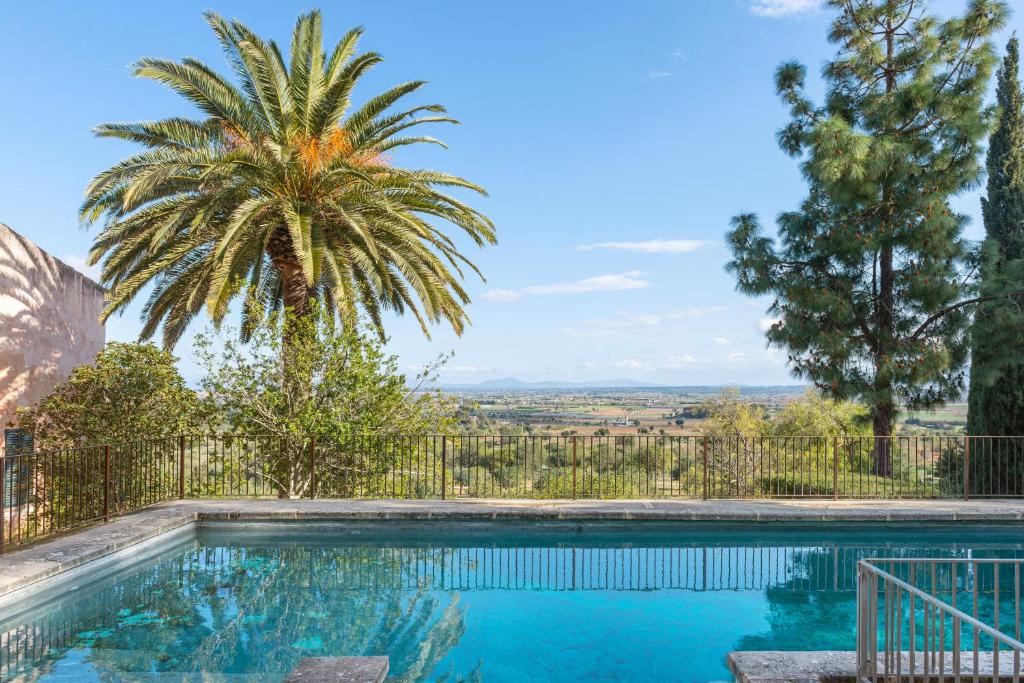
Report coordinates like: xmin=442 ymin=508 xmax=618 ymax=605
xmin=3 ymin=522 xmax=1024 ymax=682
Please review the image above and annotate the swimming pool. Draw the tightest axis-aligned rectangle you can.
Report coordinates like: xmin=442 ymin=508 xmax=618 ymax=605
xmin=3 ymin=521 xmax=1023 ymax=682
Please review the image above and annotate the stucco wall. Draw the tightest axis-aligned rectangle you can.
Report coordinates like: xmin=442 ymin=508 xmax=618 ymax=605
xmin=0 ymin=223 xmax=105 ymax=435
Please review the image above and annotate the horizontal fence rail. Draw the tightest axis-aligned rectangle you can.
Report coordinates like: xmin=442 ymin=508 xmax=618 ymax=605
xmin=858 ymin=558 xmax=1024 ymax=681
xmin=2 ymin=434 xmax=1024 ymax=552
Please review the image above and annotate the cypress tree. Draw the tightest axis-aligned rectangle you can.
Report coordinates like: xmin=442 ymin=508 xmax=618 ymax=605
xmin=966 ymin=36 xmax=1024 ymax=494
xmin=727 ymin=0 xmax=1008 ymax=475
xmin=968 ymin=36 xmax=1024 ymax=438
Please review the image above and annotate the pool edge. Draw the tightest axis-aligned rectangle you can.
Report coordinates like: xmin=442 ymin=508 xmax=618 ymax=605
xmin=2 ymin=498 xmax=1023 ymax=608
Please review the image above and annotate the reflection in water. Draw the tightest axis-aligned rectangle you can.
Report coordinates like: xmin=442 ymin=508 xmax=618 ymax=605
xmin=2 ymin=523 xmax=1023 ymax=682
xmin=2 ymin=543 xmax=476 ymax=682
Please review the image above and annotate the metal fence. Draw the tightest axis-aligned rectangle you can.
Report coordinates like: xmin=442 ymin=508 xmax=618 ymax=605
xmin=857 ymin=558 xmax=1024 ymax=681
xmin=2 ymin=434 xmax=1024 ymax=553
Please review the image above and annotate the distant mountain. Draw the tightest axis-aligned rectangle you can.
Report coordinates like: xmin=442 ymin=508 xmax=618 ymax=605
xmin=475 ymin=377 xmax=555 ymax=388
xmin=578 ymin=378 xmax=663 ymax=388
xmin=438 ymin=378 xmax=806 ymax=389
xmin=438 ymin=376 xmax=656 ymax=389
xmin=453 ymin=377 xmax=661 ymax=389
xmin=437 ymin=377 xmax=808 ymax=393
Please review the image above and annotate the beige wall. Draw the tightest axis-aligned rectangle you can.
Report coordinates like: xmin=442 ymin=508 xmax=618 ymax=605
xmin=0 ymin=223 xmax=105 ymax=435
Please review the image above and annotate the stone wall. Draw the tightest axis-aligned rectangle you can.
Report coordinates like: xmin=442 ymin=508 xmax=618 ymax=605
xmin=0 ymin=223 xmax=105 ymax=438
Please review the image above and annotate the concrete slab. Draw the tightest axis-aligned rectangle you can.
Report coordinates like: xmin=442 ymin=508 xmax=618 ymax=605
xmin=285 ymin=656 xmax=388 ymax=682
xmin=0 ymin=506 xmax=194 ymax=601
xmin=728 ymin=651 xmax=856 ymax=682
xmin=728 ymin=650 xmax=1024 ymax=682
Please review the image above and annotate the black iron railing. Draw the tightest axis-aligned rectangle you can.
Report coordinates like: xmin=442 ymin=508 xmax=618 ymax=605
xmin=1 ymin=434 xmax=1023 ymax=553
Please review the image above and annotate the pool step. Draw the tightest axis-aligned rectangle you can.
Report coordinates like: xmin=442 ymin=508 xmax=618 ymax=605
xmin=728 ymin=650 xmax=1024 ymax=682
xmin=41 ymin=672 xmax=281 ymax=682
xmin=30 ymin=648 xmax=289 ymax=682
xmin=286 ymin=656 xmax=389 ymax=682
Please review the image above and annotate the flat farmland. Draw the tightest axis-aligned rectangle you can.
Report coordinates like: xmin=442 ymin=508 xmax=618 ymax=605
xmin=450 ymin=386 xmax=806 ymax=435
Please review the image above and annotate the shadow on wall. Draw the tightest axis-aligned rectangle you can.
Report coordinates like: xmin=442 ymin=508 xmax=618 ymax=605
xmin=0 ymin=223 xmax=105 ymax=434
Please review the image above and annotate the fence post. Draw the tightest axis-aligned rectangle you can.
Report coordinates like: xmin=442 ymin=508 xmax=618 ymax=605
xmin=440 ymin=436 xmax=447 ymax=501
xmin=963 ymin=435 xmax=971 ymax=501
xmin=308 ymin=435 xmax=316 ymax=499
xmin=103 ymin=445 xmax=111 ymax=521
xmin=702 ymin=435 xmax=709 ymax=500
xmin=833 ymin=436 xmax=839 ymax=501
xmin=178 ymin=435 xmax=186 ymax=499
xmin=0 ymin=450 xmax=5 ymax=555
xmin=572 ymin=436 xmax=578 ymax=499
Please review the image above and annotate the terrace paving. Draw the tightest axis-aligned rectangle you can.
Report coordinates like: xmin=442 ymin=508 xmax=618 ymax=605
xmin=2 ymin=497 xmax=1024 ymax=605
xmin=728 ymin=649 xmax=1024 ymax=682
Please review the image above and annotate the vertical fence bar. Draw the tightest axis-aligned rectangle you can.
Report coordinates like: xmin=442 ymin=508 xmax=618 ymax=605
xmin=103 ymin=445 xmax=110 ymax=522
xmin=0 ymin=449 xmax=5 ymax=555
xmin=308 ymin=435 xmax=316 ymax=499
xmin=177 ymin=435 xmax=186 ymax=499
xmin=702 ymin=436 xmax=709 ymax=500
xmin=572 ymin=436 xmax=577 ymax=499
xmin=964 ymin=435 xmax=971 ymax=501
xmin=833 ymin=435 xmax=839 ymax=501
xmin=441 ymin=435 xmax=447 ymax=501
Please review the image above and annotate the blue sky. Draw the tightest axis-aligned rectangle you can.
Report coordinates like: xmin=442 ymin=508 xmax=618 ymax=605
xmin=2 ymin=0 xmax=1022 ymax=386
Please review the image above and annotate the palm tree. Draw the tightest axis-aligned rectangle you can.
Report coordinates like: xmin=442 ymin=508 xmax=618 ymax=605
xmin=82 ymin=11 xmax=495 ymax=349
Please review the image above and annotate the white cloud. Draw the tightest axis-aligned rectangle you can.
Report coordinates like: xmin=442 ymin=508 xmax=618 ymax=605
xmin=758 ymin=316 xmax=782 ymax=332
xmin=61 ymin=254 xmax=101 ymax=281
xmin=664 ymin=354 xmax=707 ymax=368
xmin=613 ymin=359 xmax=654 ymax=371
xmin=726 ymin=348 xmax=787 ymax=367
xmin=557 ymin=327 xmax=623 ymax=338
xmin=447 ymin=365 xmax=493 ymax=373
xmin=583 ymin=311 xmax=662 ymax=329
xmin=480 ymin=288 xmax=521 ymax=302
xmin=523 ymin=271 xmax=650 ymax=295
xmin=558 ymin=311 xmax=660 ymax=338
xmin=666 ymin=306 xmax=727 ymax=320
xmin=578 ymin=239 xmax=712 ymax=254
xmin=645 ymin=70 xmax=673 ymax=79
xmin=671 ymin=50 xmax=688 ymax=62
xmin=558 ymin=306 xmax=727 ymax=340
xmin=749 ymin=0 xmax=821 ymax=18
xmin=712 ymin=336 xmax=732 ymax=346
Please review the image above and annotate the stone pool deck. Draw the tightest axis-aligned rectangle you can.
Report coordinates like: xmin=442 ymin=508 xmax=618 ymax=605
xmin=728 ymin=650 xmax=1024 ymax=682
xmin=3 ymin=497 xmax=1024 ymax=603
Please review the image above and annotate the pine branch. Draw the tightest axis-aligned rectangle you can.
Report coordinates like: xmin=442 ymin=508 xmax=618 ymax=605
xmin=909 ymin=291 xmax=1024 ymax=342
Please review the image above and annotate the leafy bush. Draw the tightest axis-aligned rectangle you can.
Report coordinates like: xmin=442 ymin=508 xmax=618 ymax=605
xmin=196 ymin=305 xmax=454 ymax=498
xmin=17 ymin=342 xmax=210 ymax=447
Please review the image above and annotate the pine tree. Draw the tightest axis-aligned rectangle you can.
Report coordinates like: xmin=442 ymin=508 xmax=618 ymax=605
xmin=967 ymin=36 xmax=1024 ymax=488
xmin=727 ymin=0 xmax=1007 ymax=475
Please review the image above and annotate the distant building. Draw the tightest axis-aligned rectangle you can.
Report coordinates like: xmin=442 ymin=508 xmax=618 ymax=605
xmin=0 ymin=222 xmax=105 ymax=441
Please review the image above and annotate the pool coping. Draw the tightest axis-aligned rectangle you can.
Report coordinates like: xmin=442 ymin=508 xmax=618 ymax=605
xmin=728 ymin=651 xmax=857 ymax=682
xmin=3 ymin=497 xmax=1024 ymax=606
xmin=727 ymin=650 xmax=1023 ymax=681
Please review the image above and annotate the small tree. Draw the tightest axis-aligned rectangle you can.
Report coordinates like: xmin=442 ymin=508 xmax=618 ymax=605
xmin=700 ymin=389 xmax=870 ymax=495
xmin=17 ymin=342 xmax=208 ymax=447
xmin=196 ymin=306 xmax=454 ymax=498
xmin=771 ymin=390 xmax=870 ymax=438
xmin=16 ymin=343 xmax=209 ymax=519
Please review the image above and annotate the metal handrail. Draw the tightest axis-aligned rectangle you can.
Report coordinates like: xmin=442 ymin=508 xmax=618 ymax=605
xmin=858 ymin=558 xmax=1024 ymax=681
xmin=862 ymin=561 xmax=1024 ymax=649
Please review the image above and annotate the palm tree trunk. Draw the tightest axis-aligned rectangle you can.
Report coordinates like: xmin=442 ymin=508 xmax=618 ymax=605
xmin=268 ymin=228 xmax=316 ymax=498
